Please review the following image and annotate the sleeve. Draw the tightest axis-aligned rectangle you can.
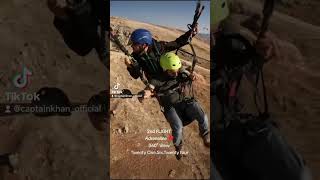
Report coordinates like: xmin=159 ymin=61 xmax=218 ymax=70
xmin=127 ymin=61 xmax=142 ymax=79
xmin=180 ymin=68 xmax=191 ymax=76
xmin=160 ymin=30 xmax=193 ymax=53
xmin=178 ymin=68 xmax=192 ymax=83
xmin=148 ymin=78 xmax=164 ymax=91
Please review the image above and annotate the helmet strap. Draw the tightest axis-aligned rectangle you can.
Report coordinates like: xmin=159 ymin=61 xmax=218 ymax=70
xmin=143 ymin=44 xmax=149 ymax=51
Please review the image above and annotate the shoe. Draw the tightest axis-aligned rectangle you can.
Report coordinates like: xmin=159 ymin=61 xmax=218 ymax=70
xmin=174 ymin=143 xmax=183 ymax=160
xmin=202 ymin=133 xmax=210 ymax=147
xmin=87 ymin=90 xmax=109 ymax=131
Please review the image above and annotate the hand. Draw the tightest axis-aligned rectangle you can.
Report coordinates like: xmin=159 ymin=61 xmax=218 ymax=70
xmin=143 ymin=90 xmax=152 ymax=99
xmin=189 ymin=72 xmax=197 ymax=81
xmin=191 ymin=23 xmax=199 ymax=37
xmin=137 ymin=90 xmax=152 ymax=103
xmin=255 ymin=32 xmax=278 ymax=62
xmin=124 ymin=57 xmax=132 ymax=67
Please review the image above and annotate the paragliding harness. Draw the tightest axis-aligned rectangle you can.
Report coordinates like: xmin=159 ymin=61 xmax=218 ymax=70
xmin=217 ymin=0 xmax=274 ymax=132
xmin=149 ymin=1 xmax=205 ymax=126
xmin=218 ymin=41 xmax=269 ymax=130
xmin=173 ymin=0 xmax=205 ymax=100
xmin=212 ymin=1 xmax=275 ymax=178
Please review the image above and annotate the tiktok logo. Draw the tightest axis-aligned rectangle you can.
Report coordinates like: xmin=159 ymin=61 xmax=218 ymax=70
xmin=113 ymin=83 xmax=120 ymax=90
xmin=12 ymin=66 xmax=32 ymax=89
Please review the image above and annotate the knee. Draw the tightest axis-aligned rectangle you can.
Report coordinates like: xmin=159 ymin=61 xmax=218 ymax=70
xmin=189 ymin=102 xmax=206 ymax=117
xmin=195 ymin=111 xmax=208 ymax=123
xmin=173 ymin=126 xmax=183 ymax=135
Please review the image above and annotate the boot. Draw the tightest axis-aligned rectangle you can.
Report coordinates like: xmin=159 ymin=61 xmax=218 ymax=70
xmin=202 ymin=133 xmax=210 ymax=147
xmin=0 ymin=154 xmax=10 ymax=166
xmin=0 ymin=153 xmax=18 ymax=173
xmin=174 ymin=143 xmax=183 ymax=160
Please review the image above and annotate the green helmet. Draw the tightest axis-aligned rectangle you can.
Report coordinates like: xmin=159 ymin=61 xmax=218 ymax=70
xmin=160 ymin=52 xmax=182 ymax=71
xmin=211 ymin=0 xmax=230 ymax=27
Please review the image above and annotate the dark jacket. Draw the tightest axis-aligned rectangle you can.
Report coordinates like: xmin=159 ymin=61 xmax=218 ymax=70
xmin=149 ymin=69 xmax=192 ymax=109
xmin=53 ymin=0 xmax=105 ymax=56
xmin=127 ymin=30 xmax=193 ymax=81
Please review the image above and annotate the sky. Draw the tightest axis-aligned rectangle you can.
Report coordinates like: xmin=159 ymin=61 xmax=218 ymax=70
xmin=110 ymin=1 xmax=210 ymax=34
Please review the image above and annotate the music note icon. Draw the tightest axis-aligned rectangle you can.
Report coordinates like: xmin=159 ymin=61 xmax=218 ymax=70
xmin=12 ymin=66 xmax=32 ymax=89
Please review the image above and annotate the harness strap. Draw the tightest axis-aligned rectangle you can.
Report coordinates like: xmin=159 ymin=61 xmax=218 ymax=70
xmin=152 ymin=39 xmax=161 ymax=58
